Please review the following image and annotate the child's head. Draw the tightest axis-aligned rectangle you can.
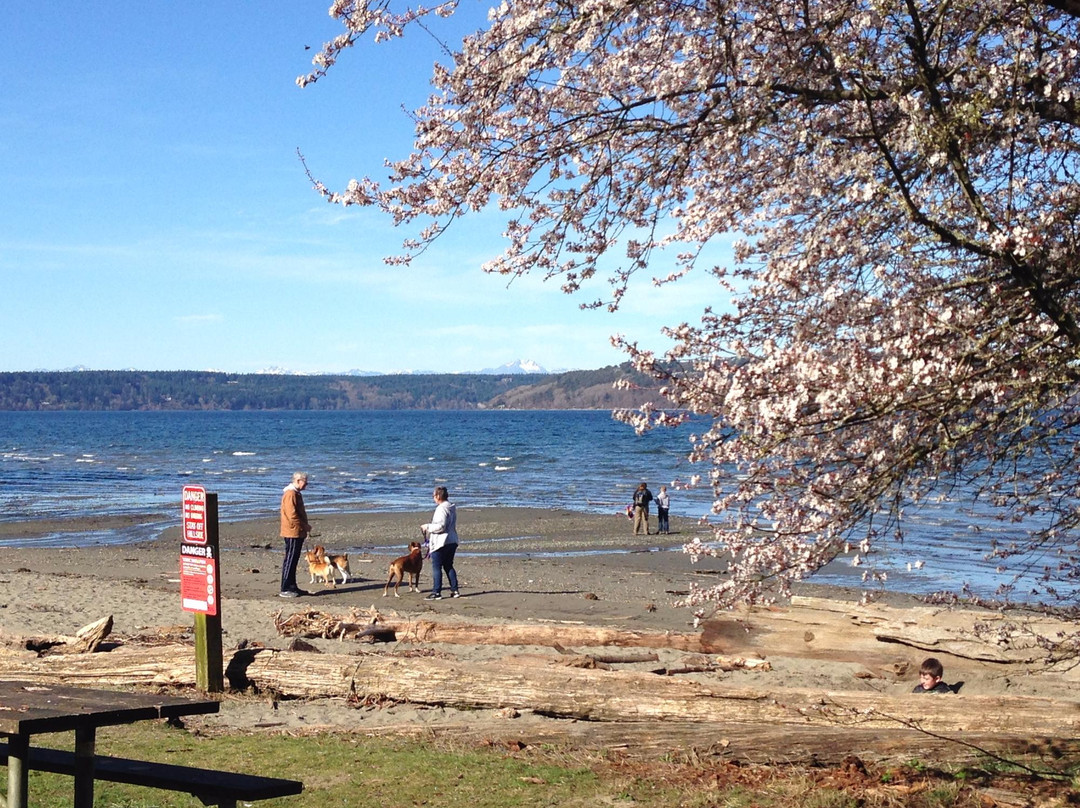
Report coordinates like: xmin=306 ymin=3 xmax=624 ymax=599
xmin=919 ymin=657 xmax=944 ymax=688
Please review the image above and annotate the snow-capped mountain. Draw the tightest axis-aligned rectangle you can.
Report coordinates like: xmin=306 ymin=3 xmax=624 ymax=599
xmin=479 ymin=359 xmax=548 ymax=375
xmin=250 ymin=360 xmax=549 ymax=376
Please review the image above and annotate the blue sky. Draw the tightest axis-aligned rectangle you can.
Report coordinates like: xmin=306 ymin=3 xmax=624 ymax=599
xmin=2 ymin=3 xmax=724 ymax=375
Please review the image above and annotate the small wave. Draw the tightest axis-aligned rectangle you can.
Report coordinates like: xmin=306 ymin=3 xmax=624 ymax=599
xmin=495 ymin=465 xmax=515 ymax=471
xmin=232 ymin=451 xmax=256 ymax=456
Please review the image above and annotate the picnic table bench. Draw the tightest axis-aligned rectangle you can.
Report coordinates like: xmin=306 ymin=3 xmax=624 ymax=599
xmin=0 ymin=681 xmax=302 ymax=808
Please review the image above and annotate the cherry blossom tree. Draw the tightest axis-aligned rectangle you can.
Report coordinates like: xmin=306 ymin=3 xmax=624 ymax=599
xmin=301 ymin=1 xmax=1080 ymax=613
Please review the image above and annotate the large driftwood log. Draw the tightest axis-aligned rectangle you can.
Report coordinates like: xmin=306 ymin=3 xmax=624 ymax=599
xmin=0 ymin=643 xmax=1074 ymax=735
xmin=275 ymin=610 xmax=715 ymax=652
xmin=0 ymin=643 xmax=195 ymax=687
xmin=277 ymin=604 xmax=1069 ymax=668
xmin=238 ymin=647 xmax=1077 ymax=734
xmin=278 ymin=605 xmax=1049 ymax=670
xmin=395 ymin=619 xmax=712 ymax=651
xmin=790 ymin=596 xmax=1066 ymax=664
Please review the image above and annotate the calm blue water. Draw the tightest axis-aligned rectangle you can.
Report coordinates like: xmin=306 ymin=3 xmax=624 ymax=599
xmin=0 ymin=409 xmax=1051 ymax=599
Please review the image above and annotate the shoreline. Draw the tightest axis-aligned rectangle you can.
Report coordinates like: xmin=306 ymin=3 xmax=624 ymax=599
xmin=0 ymin=506 xmax=929 ymax=608
xmin=0 ymin=504 xmax=707 ymax=549
xmin=0 ymin=506 xmax=956 ymax=604
xmin=0 ymin=507 xmax=902 ymax=646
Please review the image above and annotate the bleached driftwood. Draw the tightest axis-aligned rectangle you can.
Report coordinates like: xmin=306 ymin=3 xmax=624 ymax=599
xmin=5 ymin=616 xmax=115 ymax=656
xmin=0 ymin=642 xmax=194 ymax=687
xmin=275 ymin=609 xmax=714 ymax=652
xmin=235 ymin=646 xmax=1076 ymax=734
xmin=0 ymin=642 xmax=1074 ymax=736
xmin=871 ymin=623 xmax=1020 ymax=663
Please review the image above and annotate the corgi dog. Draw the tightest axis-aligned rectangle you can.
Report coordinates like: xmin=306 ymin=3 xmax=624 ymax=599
xmin=310 ymin=545 xmax=350 ymax=586
xmin=383 ymin=541 xmax=423 ymax=597
xmin=327 ymin=551 xmax=350 ymax=585
xmin=304 ymin=548 xmax=336 ymax=588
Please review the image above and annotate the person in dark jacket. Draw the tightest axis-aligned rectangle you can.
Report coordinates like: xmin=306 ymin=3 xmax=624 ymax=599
xmin=632 ymin=482 xmax=653 ymax=536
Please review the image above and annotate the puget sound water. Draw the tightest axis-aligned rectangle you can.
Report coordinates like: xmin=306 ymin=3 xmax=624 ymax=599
xmin=0 ymin=409 xmax=1047 ymax=599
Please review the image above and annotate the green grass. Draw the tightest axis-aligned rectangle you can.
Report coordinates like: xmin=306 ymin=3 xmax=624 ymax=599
xmin=3 ymin=721 xmax=1075 ymax=808
xmin=2 ymin=721 xmax=673 ymax=808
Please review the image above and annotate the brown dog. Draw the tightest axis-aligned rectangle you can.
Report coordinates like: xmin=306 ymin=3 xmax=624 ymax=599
xmin=383 ymin=541 xmax=423 ymax=597
xmin=309 ymin=545 xmax=351 ymax=587
xmin=305 ymin=547 xmax=336 ymax=588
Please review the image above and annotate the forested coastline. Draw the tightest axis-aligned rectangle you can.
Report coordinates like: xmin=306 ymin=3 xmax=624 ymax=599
xmin=0 ymin=366 xmax=660 ymax=411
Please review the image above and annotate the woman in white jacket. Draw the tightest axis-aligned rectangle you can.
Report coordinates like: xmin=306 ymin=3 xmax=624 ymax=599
xmin=422 ymin=486 xmax=460 ymax=600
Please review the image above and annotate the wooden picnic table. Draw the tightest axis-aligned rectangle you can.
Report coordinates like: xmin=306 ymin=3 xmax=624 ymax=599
xmin=0 ymin=680 xmax=219 ymax=808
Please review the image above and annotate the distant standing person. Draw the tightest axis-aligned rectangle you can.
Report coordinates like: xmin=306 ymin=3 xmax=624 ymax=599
xmin=423 ymin=486 xmax=460 ymax=600
xmin=279 ymin=472 xmax=312 ymax=598
xmin=633 ymin=482 xmax=654 ymax=536
xmin=655 ymin=485 xmax=670 ymax=534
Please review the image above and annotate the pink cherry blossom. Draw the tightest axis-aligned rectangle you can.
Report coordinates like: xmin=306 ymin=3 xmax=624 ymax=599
xmin=301 ymin=1 xmax=1080 ymax=615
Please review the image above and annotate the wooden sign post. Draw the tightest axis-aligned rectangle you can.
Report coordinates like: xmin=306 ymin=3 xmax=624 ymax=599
xmin=180 ymin=486 xmax=224 ymax=693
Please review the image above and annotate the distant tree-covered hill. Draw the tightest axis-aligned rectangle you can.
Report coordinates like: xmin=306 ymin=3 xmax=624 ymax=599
xmin=485 ymin=365 xmax=661 ymax=409
xmin=0 ymin=366 xmax=667 ymax=411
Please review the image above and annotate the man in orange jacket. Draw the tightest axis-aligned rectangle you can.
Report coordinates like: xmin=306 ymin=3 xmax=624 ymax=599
xmin=279 ymin=472 xmax=312 ymax=597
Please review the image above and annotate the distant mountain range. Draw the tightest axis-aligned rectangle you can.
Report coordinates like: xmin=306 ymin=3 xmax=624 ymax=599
xmin=255 ymin=359 xmax=550 ymax=377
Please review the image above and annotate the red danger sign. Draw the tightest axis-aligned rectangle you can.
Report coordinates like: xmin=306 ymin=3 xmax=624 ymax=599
xmin=180 ymin=486 xmax=219 ymax=616
xmin=180 ymin=546 xmax=218 ymax=615
xmin=182 ymin=485 xmax=207 ymax=545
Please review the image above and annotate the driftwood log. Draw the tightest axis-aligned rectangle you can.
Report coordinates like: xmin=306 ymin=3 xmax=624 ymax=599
xmin=0 ymin=642 xmax=1075 ymax=736
xmin=1 ymin=616 xmax=114 ymax=656
xmin=0 ymin=643 xmax=194 ymax=687
xmin=790 ymin=596 xmax=1065 ymax=664
xmin=278 ymin=603 xmax=1070 ymax=669
xmin=274 ymin=609 xmax=717 ymax=652
xmin=237 ymin=648 xmax=1078 ymax=733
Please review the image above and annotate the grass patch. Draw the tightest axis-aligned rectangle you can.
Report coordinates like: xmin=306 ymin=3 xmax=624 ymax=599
xmin=2 ymin=721 xmax=654 ymax=808
xmin=3 ymin=720 xmax=1077 ymax=808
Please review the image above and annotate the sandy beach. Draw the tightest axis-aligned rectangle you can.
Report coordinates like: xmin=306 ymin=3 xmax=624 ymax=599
xmin=1 ymin=507 xmax=1078 ymax=763
xmin=0 ymin=508 xmax=721 ymax=641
